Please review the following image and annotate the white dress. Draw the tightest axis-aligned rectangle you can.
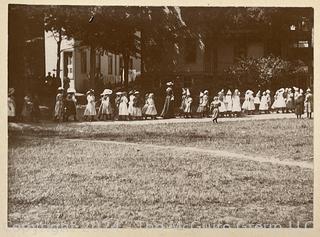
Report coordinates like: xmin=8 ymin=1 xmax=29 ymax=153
xmin=232 ymin=95 xmax=241 ymax=112
xmin=248 ymin=94 xmax=255 ymax=111
xmin=273 ymin=91 xmax=286 ymax=108
xmin=254 ymin=95 xmax=260 ymax=105
xmin=84 ymin=95 xmax=96 ymax=116
xmin=100 ymin=96 xmax=112 ymax=115
xmin=259 ymin=95 xmax=268 ymax=111
xmin=128 ymin=95 xmax=135 ymax=115
xmin=242 ymin=94 xmax=250 ymax=110
xmin=145 ymin=98 xmax=157 ymax=116
xmin=119 ymin=96 xmax=129 ymax=116
xmin=225 ymin=95 xmax=233 ymax=111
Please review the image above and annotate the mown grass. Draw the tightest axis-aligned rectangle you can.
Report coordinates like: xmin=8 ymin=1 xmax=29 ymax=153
xmin=8 ymin=137 xmax=313 ymax=228
xmin=9 ymin=118 xmax=313 ymax=162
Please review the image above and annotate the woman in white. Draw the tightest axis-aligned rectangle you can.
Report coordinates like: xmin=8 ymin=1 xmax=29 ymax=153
xmin=127 ymin=90 xmax=135 ymax=119
xmin=259 ymin=91 xmax=268 ymax=113
xmin=225 ymin=90 xmax=233 ymax=117
xmin=145 ymin=93 xmax=157 ymax=119
xmin=84 ymin=90 xmax=96 ymax=121
xmin=273 ymin=88 xmax=286 ymax=113
xmin=218 ymin=90 xmax=226 ymax=116
xmin=118 ymin=92 xmax=129 ymax=120
xmin=254 ymin=90 xmax=261 ymax=113
xmin=232 ymin=89 xmax=241 ymax=117
xmin=184 ymin=89 xmax=193 ymax=118
xmin=248 ymin=90 xmax=255 ymax=114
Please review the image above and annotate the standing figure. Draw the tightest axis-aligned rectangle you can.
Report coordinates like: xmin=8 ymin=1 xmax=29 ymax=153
xmin=83 ymin=89 xmax=96 ymax=122
xmin=145 ymin=93 xmax=157 ymax=119
xmin=32 ymin=94 xmax=41 ymax=122
xmin=210 ymin=96 xmax=221 ymax=123
xmin=128 ymin=90 xmax=135 ymax=120
xmin=272 ymin=88 xmax=286 ymax=113
xmin=98 ymin=89 xmax=113 ymax=121
xmin=295 ymin=89 xmax=304 ymax=119
xmin=231 ymin=89 xmax=241 ymax=117
xmin=218 ymin=90 xmax=226 ymax=117
xmin=54 ymin=87 xmax=64 ymax=122
xmin=142 ymin=93 xmax=149 ymax=119
xmin=202 ymin=90 xmax=209 ymax=117
xmin=259 ymin=91 xmax=269 ymax=114
xmin=160 ymin=82 xmax=175 ymax=119
xmin=114 ymin=92 xmax=122 ymax=120
xmin=304 ymin=88 xmax=313 ymax=119
xmin=196 ymin=92 xmax=204 ymax=117
xmin=285 ymin=88 xmax=294 ymax=113
xmin=179 ymin=88 xmax=187 ymax=117
xmin=254 ymin=91 xmax=261 ymax=114
xmin=118 ymin=92 xmax=129 ymax=121
xmin=21 ymin=95 xmax=34 ymax=122
xmin=8 ymin=88 xmax=16 ymax=122
xmin=242 ymin=90 xmax=252 ymax=115
xmin=225 ymin=90 xmax=233 ymax=117
xmin=184 ymin=89 xmax=193 ymax=118
xmin=64 ymin=88 xmax=77 ymax=122
xmin=265 ymin=90 xmax=271 ymax=114
xmin=133 ymin=91 xmax=143 ymax=120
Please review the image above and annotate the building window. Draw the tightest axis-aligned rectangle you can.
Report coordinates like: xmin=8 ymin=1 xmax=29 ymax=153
xmin=81 ymin=50 xmax=87 ymax=73
xmin=108 ymin=55 xmax=113 ymax=75
xmin=184 ymin=38 xmax=197 ymax=63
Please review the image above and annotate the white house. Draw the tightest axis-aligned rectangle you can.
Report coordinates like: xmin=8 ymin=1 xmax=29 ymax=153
xmin=45 ymin=31 xmax=141 ymax=92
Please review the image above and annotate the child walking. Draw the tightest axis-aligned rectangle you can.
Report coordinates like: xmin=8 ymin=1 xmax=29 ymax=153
xmin=54 ymin=87 xmax=64 ymax=122
xmin=83 ymin=89 xmax=96 ymax=121
xmin=145 ymin=93 xmax=157 ymax=119
xmin=304 ymin=88 xmax=313 ymax=119
xmin=118 ymin=92 xmax=129 ymax=121
xmin=98 ymin=89 xmax=113 ymax=121
xmin=210 ymin=96 xmax=221 ymax=123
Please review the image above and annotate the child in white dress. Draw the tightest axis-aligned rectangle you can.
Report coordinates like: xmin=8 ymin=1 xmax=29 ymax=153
xmin=184 ymin=89 xmax=193 ymax=118
xmin=128 ymin=90 xmax=135 ymax=120
xmin=84 ymin=89 xmax=96 ymax=121
xmin=254 ymin=91 xmax=261 ymax=114
xmin=98 ymin=89 xmax=113 ymax=120
xmin=118 ymin=92 xmax=129 ymax=120
xmin=259 ymin=91 xmax=268 ymax=113
xmin=225 ymin=90 xmax=233 ymax=117
xmin=145 ymin=93 xmax=157 ymax=119
xmin=218 ymin=90 xmax=226 ymax=117
xmin=232 ymin=89 xmax=241 ymax=117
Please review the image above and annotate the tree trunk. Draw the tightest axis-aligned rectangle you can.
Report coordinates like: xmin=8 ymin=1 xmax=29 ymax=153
xmin=89 ymin=45 xmax=96 ymax=90
xmin=123 ymin=51 xmax=130 ymax=91
xmin=56 ymin=28 xmax=62 ymax=81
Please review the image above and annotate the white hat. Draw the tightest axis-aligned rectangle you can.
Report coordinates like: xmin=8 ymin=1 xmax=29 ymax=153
xmin=203 ymin=90 xmax=208 ymax=94
xmin=116 ymin=92 xmax=122 ymax=95
xmin=186 ymin=88 xmax=190 ymax=96
xmin=67 ymin=88 xmax=76 ymax=94
xmin=294 ymin=87 xmax=299 ymax=91
xmin=101 ymin=89 xmax=113 ymax=95
xmin=58 ymin=87 xmax=64 ymax=91
xmin=199 ymin=92 xmax=204 ymax=97
xmin=134 ymin=91 xmax=140 ymax=95
xmin=306 ymin=88 xmax=311 ymax=93
xmin=227 ymin=90 xmax=232 ymax=95
xmin=266 ymin=90 xmax=270 ymax=94
xmin=300 ymin=89 xmax=304 ymax=93
xmin=166 ymin=81 xmax=174 ymax=86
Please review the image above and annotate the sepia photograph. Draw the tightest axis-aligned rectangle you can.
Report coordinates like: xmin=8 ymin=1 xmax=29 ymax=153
xmin=7 ymin=2 xmax=314 ymax=229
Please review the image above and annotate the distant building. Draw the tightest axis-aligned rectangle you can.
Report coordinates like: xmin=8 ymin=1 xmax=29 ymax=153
xmin=45 ymin=33 xmax=141 ymax=92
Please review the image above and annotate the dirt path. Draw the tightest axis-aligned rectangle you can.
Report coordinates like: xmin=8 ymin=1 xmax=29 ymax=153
xmin=64 ymin=138 xmax=313 ymax=170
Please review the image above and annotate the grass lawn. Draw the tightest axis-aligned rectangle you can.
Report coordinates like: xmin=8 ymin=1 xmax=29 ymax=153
xmin=8 ymin=118 xmax=313 ymax=228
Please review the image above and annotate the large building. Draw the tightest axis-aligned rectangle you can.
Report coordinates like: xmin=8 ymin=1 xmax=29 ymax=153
xmin=45 ymin=33 xmax=141 ymax=92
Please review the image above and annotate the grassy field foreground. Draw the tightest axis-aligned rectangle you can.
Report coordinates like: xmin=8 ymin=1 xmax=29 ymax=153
xmin=8 ymin=118 xmax=313 ymax=228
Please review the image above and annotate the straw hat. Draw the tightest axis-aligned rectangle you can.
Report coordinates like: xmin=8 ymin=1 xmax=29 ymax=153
xmin=101 ymin=89 xmax=113 ymax=95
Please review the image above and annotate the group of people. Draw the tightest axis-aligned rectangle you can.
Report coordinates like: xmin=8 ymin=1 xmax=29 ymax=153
xmin=8 ymin=82 xmax=313 ymax=123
